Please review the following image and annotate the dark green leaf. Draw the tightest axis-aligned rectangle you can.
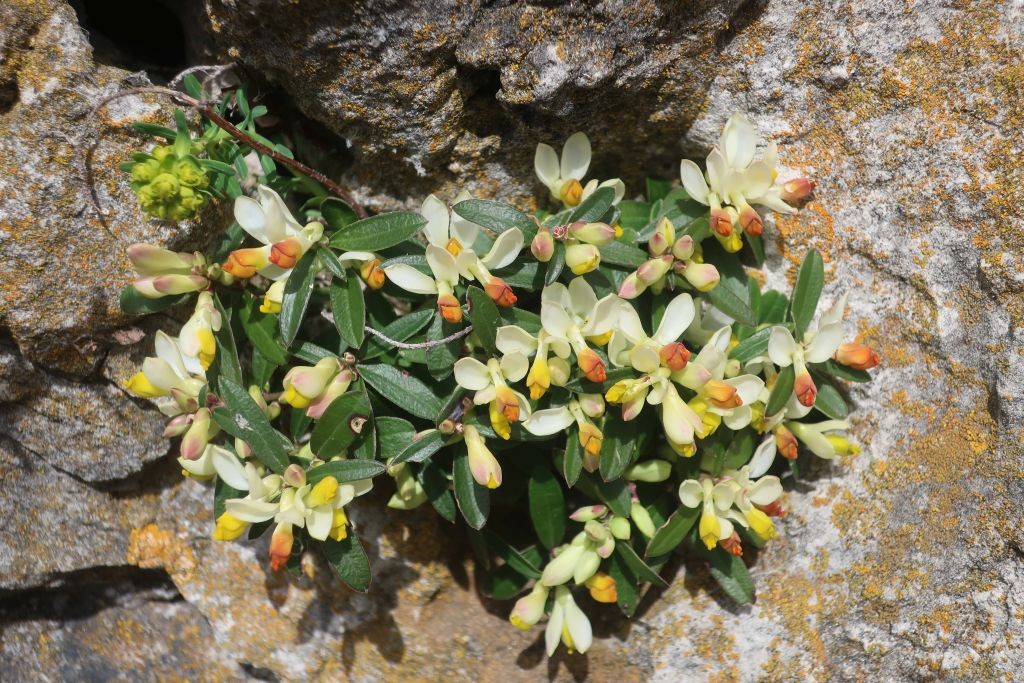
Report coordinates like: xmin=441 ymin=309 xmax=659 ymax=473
xmin=214 ymin=379 xmax=289 ymax=473
xmin=645 ymin=506 xmax=700 ymax=559
xmin=119 ymin=286 xmax=188 ymax=315
xmin=310 ymin=391 xmax=373 ymax=458
xmin=608 ymin=546 xmax=640 ymax=617
xmin=729 ymin=327 xmax=772 ymax=363
xmin=614 ymin=542 xmax=668 ymax=588
xmin=790 ymin=249 xmax=824 ymax=341
xmin=484 ymin=530 xmax=542 ymax=579
xmin=545 ymin=241 xmax=565 ymax=285
xmin=563 ymin=366 xmax=635 ymax=394
xmin=389 ymin=429 xmax=448 ymax=465
xmin=239 ymin=299 xmax=288 ymax=365
xmin=598 ymin=240 xmax=648 ymax=268
xmin=483 ymin=565 xmax=532 ymax=599
xmin=815 ymin=359 xmax=872 ymax=383
xmin=425 ymin=314 xmax=462 ymax=380
xmin=499 ymin=260 xmax=545 ymax=290
xmin=706 ymin=548 xmax=754 ymax=604
xmin=453 ymin=448 xmax=489 ymax=529
xmin=467 ymin=286 xmax=500 ymax=356
xmin=322 ymin=534 xmax=371 ymax=592
xmin=646 ymin=176 xmax=671 ymax=202
xmin=528 ymin=465 xmax=566 ymax=548
xmin=813 ymin=381 xmax=849 ymax=419
xmin=131 ymin=121 xmax=176 ymax=140
xmin=290 ymin=341 xmax=335 ymax=364
xmin=567 ymin=187 xmax=615 ymax=223
xmin=747 ymin=234 xmax=765 ymax=266
xmin=305 ymin=458 xmax=386 ymax=485
xmin=377 ymin=416 xmax=416 ymax=460
xmin=318 ymin=249 xmax=348 ymax=280
xmin=618 ymin=200 xmax=650 ymax=232
xmin=766 ymin=364 xmax=795 ymax=417
xmin=758 ymin=290 xmax=789 ymax=324
xmin=416 ymin=460 xmax=456 ymax=523
xmin=329 ymin=212 xmax=426 ymax=251
xmin=321 ymin=197 xmax=357 ymax=231
xmin=358 ymin=364 xmax=442 ymax=421
xmin=562 ymin=436 xmax=584 ymax=487
xmin=724 ymin=428 xmax=756 ymax=469
xmin=599 ymin=417 xmax=636 ymax=482
xmin=452 ymin=199 xmax=535 ymax=239
xmin=279 ymin=249 xmax=318 ymax=347
xmin=708 ymin=275 xmax=756 ymax=327
xmin=208 ymin=293 xmax=243 ymax=390
xmin=329 ymin=274 xmax=365 ymax=348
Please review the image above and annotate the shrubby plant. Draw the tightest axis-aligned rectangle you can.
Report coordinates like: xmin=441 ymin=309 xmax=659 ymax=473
xmin=119 ymin=78 xmax=877 ymax=657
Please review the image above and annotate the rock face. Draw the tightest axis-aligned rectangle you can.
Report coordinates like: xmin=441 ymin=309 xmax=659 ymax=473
xmin=2 ymin=0 xmax=1023 ymax=681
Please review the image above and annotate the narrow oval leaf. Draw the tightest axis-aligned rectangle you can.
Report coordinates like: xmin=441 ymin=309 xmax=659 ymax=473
xmin=322 ymin=534 xmax=371 ymax=592
xmin=467 ymin=286 xmax=500 ymax=356
xmin=306 ymin=458 xmax=386 ymax=485
xmin=279 ymin=249 xmax=319 ymax=347
xmin=614 ymin=542 xmax=668 ymax=588
xmin=452 ymin=199 xmax=535 ymax=239
xmin=320 ymin=197 xmax=357 ymax=231
xmin=608 ymin=546 xmax=640 ymax=617
xmin=708 ymin=276 xmax=756 ymax=327
xmin=358 ymin=364 xmax=443 ymax=421
xmin=453 ymin=448 xmax=489 ymax=529
xmin=377 ymin=416 xmax=417 ymax=459
xmin=484 ymin=530 xmax=543 ymax=579
xmin=758 ymin=290 xmax=789 ymax=324
xmin=645 ymin=506 xmax=701 ymax=559
xmin=239 ymin=299 xmax=288 ymax=365
xmin=567 ymin=186 xmax=615 ymax=223
xmin=416 ymin=460 xmax=457 ymax=523
xmin=310 ymin=390 xmax=372 ymax=458
xmin=209 ymin=293 xmax=243 ymax=391
xmin=766 ymin=364 xmax=795 ymax=417
xmin=816 ymin=359 xmax=872 ymax=383
xmin=598 ymin=240 xmax=649 ymax=268
xmin=119 ymin=286 xmax=189 ymax=315
xmin=528 ymin=465 xmax=566 ymax=548
xmin=389 ymin=429 xmax=448 ymax=466
xmin=729 ymin=326 xmax=772 ymax=363
xmin=790 ymin=249 xmax=824 ymax=341
xmin=599 ymin=417 xmax=636 ymax=482
xmin=562 ymin=435 xmax=584 ymax=487
xmin=330 ymin=274 xmax=365 ymax=348
xmin=706 ymin=548 xmax=755 ymax=604
xmin=214 ymin=378 xmax=289 ymax=473
xmin=425 ymin=314 xmax=462 ymax=380
xmin=329 ymin=211 xmax=426 ymax=251
xmin=813 ymin=381 xmax=849 ymax=419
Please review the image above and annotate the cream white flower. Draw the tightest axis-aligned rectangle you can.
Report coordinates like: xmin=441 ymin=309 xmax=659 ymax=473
xmin=788 ymin=420 xmax=860 ymax=459
xmin=178 ymin=291 xmax=222 ymax=371
xmin=721 ymin=466 xmax=784 ymax=541
xmin=495 ymin=325 xmax=571 ymax=400
xmin=463 ymin=424 xmax=503 ymax=489
xmin=225 ymin=185 xmax=324 ymax=280
xmin=454 ymin=356 xmax=531 ymax=439
xmin=125 ymin=331 xmax=206 ymax=416
xmin=535 ymin=131 xmax=623 ymax=208
xmin=546 ymin=586 xmax=593 ymax=656
xmin=767 ymin=294 xmax=847 ymax=410
xmin=540 ymin=278 xmax=620 ymax=382
xmin=509 ymin=583 xmax=549 ymax=630
xmin=678 ymin=476 xmax=737 ymax=550
xmin=383 ymin=192 xmax=524 ymax=319
xmin=679 ymin=114 xmax=802 ymax=252
xmin=521 ymin=399 xmax=604 ymax=469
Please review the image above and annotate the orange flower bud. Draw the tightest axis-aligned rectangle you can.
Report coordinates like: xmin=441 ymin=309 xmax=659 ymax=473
xmin=780 ymin=178 xmax=815 ymax=203
xmin=756 ymin=501 xmax=786 ymax=518
xmin=739 ymin=206 xmax=763 ymax=237
xmin=704 ymin=379 xmax=741 ymax=409
xmin=659 ymin=342 xmax=690 ymax=371
xmin=484 ymin=277 xmax=517 ymax=307
xmin=710 ymin=207 xmax=733 ymax=237
xmin=794 ymin=370 xmax=817 ymax=407
xmin=576 ymin=348 xmax=606 ymax=383
xmin=269 ymin=524 xmax=294 ymax=571
xmin=494 ymin=385 xmax=520 ymax=422
xmin=585 ymin=572 xmax=618 ymax=603
xmin=834 ymin=343 xmax=880 ymax=371
xmin=223 ymin=246 xmax=269 ymax=278
xmin=269 ymin=237 xmax=303 ymax=268
xmin=720 ymin=532 xmax=743 ymax=556
xmin=775 ymin=424 xmax=799 ymax=460
xmin=437 ymin=293 xmax=463 ymax=323
xmin=359 ymin=258 xmax=386 ymax=289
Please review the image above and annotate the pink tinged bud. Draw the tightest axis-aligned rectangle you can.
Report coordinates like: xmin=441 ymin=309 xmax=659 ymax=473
xmin=671 ymin=235 xmax=695 ymax=261
xmin=636 ymin=255 xmax=673 ymax=286
xmin=648 ymin=217 xmax=675 ymax=256
xmin=683 ymin=261 xmax=720 ymax=292
xmin=269 ymin=523 xmax=294 ymax=571
xmin=163 ymin=414 xmax=191 ymax=438
xmin=578 ymin=393 xmax=605 ymax=418
xmin=464 ymin=425 xmax=502 ymax=489
xmin=617 ymin=272 xmax=646 ymax=300
xmin=780 ymin=178 xmax=816 ymax=203
xmin=305 ymin=369 xmax=355 ymax=419
xmin=569 ymin=221 xmax=617 ymax=246
xmin=127 ymin=244 xmax=195 ymax=276
xmin=234 ymin=437 xmax=252 ymax=459
xmin=170 ymin=387 xmax=198 ymax=413
xmin=283 ymin=464 xmax=307 ymax=488
xmin=531 ymin=227 xmax=555 ymax=262
xmin=152 ymin=274 xmax=208 ymax=295
xmin=564 ymin=243 xmax=601 ymax=276
xmin=739 ymin=205 xmax=763 ymax=237
xmin=710 ymin=207 xmax=734 ymax=237
xmin=509 ymin=583 xmax=549 ymax=629
xmin=180 ymin=408 xmax=213 ymax=461
xmin=569 ymin=505 xmax=607 ymax=522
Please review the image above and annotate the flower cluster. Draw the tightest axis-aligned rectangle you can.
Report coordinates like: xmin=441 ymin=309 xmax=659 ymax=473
xmin=119 ymin=95 xmax=876 ymax=659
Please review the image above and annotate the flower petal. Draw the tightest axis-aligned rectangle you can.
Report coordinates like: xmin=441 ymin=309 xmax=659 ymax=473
xmin=495 ymin=326 xmax=538 ymax=356
xmin=567 ymin=277 xmax=598 ymax=317
xmin=535 ymin=142 xmax=560 ymax=188
xmin=678 ymin=480 xmax=703 ymax=507
xmin=748 ymin=476 xmax=783 ymax=505
xmin=541 ymin=301 xmax=573 ymax=339
xmin=226 ymin=498 xmax=279 ymax=523
xmin=521 ymin=407 xmax=575 ymax=436
xmin=747 ymin=437 xmax=777 ymax=478
xmin=382 ymin=264 xmax=437 ymax=295
xmin=420 ymin=194 xmax=451 ymax=248
xmin=481 ymin=228 xmax=524 ymax=270
xmin=819 ymin=293 xmax=848 ymax=328
xmin=257 ymin=185 xmax=301 ymax=243
xmin=706 ymin=149 xmax=729 ymax=195
xmin=454 ymin=357 xmax=492 ymax=391
xmin=768 ymin=327 xmax=798 ymax=366
xmin=805 ymin=322 xmax=844 ymax=363
xmin=653 ymin=293 xmax=695 ymax=345
xmin=425 ymin=244 xmax=460 ymax=286
xmin=233 ymin=195 xmax=269 ymax=243
xmin=679 ymin=159 xmax=709 ymax=205
xmin=560 ymin=132 xmax=591 ymax=181
xmin=721 ymin=113 xmax=756 ymax=170
xmin=211 ymin=446 xmax=249 ymax=490
xmin=500 ymin=351 xmax=529 ymax=382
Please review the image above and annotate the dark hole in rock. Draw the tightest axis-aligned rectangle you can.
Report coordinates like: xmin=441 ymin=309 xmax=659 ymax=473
xmin=70 ymin=0 xmax=187 ymax=80
xmin=459 ymin=65 xmax=508 ymax=139
xmin=0 ymin=78 xmax=17 ymax=114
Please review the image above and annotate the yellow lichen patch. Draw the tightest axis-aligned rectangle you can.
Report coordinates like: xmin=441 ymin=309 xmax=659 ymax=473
xmin=126 ymin=523 xmax=197 ymax=581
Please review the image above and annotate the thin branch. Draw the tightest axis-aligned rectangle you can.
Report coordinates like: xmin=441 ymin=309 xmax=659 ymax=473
xmin=167 ymin=63 xmax=235 ymax=91
xmin=90 ymin=86 xmax=367 ymax=218
xmin=363 ymin=324 xmax=473 ymax=349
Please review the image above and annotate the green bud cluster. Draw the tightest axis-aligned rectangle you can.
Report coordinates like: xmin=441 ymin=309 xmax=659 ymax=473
xmin=127 ymin=145 xmax=210 ymax=221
